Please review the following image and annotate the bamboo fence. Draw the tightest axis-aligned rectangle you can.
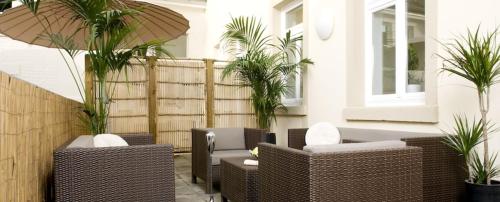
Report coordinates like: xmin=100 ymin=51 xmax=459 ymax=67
xmin=100 ymin=57 xmax=256 ymax=152
xmin=0 ymin=71 xmax=87 ymax=202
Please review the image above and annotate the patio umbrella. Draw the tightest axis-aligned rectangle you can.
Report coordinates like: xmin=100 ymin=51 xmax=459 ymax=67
xmin=0 ymin=0 xmax=190 ymax=49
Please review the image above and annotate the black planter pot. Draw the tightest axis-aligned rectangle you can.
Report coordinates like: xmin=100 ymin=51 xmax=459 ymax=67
xmin=465 ymin=180 xmax=500 ymax=202
xmin=265 ymin=132 xmax=276 ymax=144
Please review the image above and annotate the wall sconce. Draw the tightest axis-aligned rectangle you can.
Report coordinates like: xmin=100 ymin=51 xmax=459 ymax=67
xmin=315 ymin=8 xmax=334 ymax=40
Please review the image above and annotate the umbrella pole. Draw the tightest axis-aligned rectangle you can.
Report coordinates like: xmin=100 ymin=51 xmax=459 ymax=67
xmin=206 ymin=132 xmax=215 ymax=202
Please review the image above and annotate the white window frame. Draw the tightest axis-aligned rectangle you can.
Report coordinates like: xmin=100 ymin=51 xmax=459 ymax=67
xmin=280 ymin=0 xmax=303 ymax=107
xmin=364 ymin=0 xmax=425 ymax=106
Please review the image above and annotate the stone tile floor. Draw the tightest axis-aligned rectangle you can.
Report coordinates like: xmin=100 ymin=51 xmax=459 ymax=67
xmin=174 ymin=153 xmax=222 ymax=202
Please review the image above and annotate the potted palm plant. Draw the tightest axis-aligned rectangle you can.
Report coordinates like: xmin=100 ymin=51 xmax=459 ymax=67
xmin=220 ymin=16 xmax=313 ymax=129
xmin=440 ymin=27 xmax=500 ymax=201
xmin=407 ymin=44 xmax=423 ymax=92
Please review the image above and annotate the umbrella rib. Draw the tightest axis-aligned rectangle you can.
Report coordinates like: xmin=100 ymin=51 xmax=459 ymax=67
xmin=3 ymin=2 xmax=67 ymax=32
xmin=125 ymin=1 xmax=189 ymax=34
xmin=18 ymin=9 xmax=76 ymax=45
xmin=129 ymin=9 xmax=187 ymax=41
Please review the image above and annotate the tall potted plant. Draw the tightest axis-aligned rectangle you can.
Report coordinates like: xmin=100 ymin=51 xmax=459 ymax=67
xmin=220 ymin=16 xmax=313 ymax=129
xmin=440 ymin=27 xmax=500 ymax=201
xmin=19 ymin=0 xmax=171 ymax=135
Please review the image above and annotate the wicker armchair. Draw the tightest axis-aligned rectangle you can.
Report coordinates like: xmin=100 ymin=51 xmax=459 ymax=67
xmin=53 ymin=134 xmax=175 ymax=202
xmin=258 ymin=143 xmax=424 ymax=202
xmin=288 ymin=128 xmax=466 ymax=202
xmin=191 ymin=128 xmax=268 ymax=192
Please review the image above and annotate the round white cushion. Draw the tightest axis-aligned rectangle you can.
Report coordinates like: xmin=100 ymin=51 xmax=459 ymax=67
xmin=93 ymin=134 xmax=129 ymax=147
xmin=305 ymin=122 xmax=341 ymax=146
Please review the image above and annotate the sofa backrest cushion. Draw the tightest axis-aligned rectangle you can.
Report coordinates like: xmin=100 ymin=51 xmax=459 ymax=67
xmin=338 ymin=127 xmax=442 ymax=142
xmin=303 ymin=140 xmax=406 ymax=153
xmin=66 ymin=135 xmax=95 ymax=148
xmin=206 ymin=128 xmax=246 ymax=150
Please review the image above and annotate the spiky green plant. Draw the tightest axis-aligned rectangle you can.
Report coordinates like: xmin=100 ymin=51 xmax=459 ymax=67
xmin=442 ymin=115 xmax=485 ymax=182
xmin=220 ymin=16 xmax=313 ymax=129
xmin=18 ymin=0 xmax=172 ymax=134
xmin=470 ymin=151 xmax=500 ymax=184
xmin=440 ymin=26 xmax=500 ymax=185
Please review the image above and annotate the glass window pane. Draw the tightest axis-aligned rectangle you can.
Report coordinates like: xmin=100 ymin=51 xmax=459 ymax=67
xmin=284 ymin=39 xmax=303 ymax=100
xmin=286 ymin=5 xmax=303 ymax=29
xmin=406 ymin=0 xmax=425 ymax=93
xmin=163 ymin=35 xmax=187 ymax=58
xmin=372 ymin=5 xmax=396 ymax=95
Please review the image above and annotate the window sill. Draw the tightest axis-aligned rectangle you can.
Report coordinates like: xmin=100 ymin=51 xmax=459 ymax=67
xmin=343 ymin=105 xmax=438 ymax=123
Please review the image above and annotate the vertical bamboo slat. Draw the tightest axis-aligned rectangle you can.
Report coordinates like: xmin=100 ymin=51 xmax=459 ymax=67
xmin=205 ymin=59 xmax=215 ymax=128
xmin=147 ymin=57 xmax=158 ymax=142
xmin=0 ymin=71 xmax=86 ymax=202
xmin=84 ymin=54 xmax=94 ymax=106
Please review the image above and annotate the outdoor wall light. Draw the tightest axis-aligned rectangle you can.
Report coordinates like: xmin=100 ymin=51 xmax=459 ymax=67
xmin=315 ymin=8 xmax=334 ymax=40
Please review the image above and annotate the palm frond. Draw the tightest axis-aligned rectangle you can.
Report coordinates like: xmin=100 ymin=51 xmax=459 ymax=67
xmin=220 ymin=16 xmax=313 ymax=128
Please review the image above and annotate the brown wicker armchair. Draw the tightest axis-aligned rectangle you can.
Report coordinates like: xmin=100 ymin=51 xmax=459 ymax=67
xmin=191 ymin=128 xmax=268 ymax=192
xmin=258 ymin=143 xmax=424 ymax=202
xmin=288 ymin=128 xmax=466 ymax=202
xmin=53 ymin=134 xmax=175 ymax=202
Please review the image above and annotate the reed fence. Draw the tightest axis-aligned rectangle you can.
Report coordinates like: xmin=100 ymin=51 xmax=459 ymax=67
xmin=90 ymin=57 xmax=257 ymax=152
xmin=0 ymin=71 xmax=87 ymax=202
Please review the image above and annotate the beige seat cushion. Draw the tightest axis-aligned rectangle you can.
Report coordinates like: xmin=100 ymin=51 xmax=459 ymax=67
xmin=211 ymin=150 xmax=251 ymax=165
xmin=303 ymin=140 xmax=406 ymax=153
xmin=66 ymin=135 xmax=94 ymax=148
xmin=205 ymin=128 xmax=246 ymax=151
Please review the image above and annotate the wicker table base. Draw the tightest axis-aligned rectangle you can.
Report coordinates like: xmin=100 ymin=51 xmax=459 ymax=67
xmin=220 ymin=157 xmax=258 ymax=202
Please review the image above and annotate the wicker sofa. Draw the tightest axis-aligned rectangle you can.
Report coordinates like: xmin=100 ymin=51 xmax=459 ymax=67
xmin=258 ymin=142 xmax=424 ymax=202
xmin=288 ymin=128 xmax=466 ymax=202
xmin=53 ymin=134 xmax=175 ymax=202
xmin=191 ymin=128 xmax=268 ymax=192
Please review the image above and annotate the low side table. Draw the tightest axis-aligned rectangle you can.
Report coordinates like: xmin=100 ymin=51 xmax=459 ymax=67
xmin=220 ymin=157 xmax=258 ymax=202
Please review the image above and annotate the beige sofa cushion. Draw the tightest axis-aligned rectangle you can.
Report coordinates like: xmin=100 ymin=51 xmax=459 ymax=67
xmin=206 ymin=128 xmax=246 ymax=150
xmin=303 ymin=140 xmax=406 ymax=153
xmin=66 ymin=135 xmax=94 ymax=148
xmin=211 ymin=150 xmax=251 ymax=165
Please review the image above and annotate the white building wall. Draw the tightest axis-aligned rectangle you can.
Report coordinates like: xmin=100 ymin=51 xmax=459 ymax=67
xmin=0 ymin=36 xmax=85 ymax=101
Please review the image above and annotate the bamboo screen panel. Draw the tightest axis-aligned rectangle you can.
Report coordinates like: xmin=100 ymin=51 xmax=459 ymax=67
xmin=214 ymin=61 xmax=257 ymax=128
xmin=106 ymin=59 xmax=149 ymax=134
xmin=0 ymin=71 xmax=86 ymax=201
xmin=156 ymin=59 xmax=206 ymax=152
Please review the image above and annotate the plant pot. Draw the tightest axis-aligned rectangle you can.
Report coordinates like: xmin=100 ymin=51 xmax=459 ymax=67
xmin=265 ymin=132 xmax=276 ymax=144
xmin=406 ymin=84 xmax=422 ymax=93
xmin=465 ymin=180 xmax=500 ymax=202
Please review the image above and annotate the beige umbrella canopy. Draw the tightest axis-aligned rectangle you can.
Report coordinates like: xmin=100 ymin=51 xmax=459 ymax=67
xmin=0 ymin=0 xmax=190 ymax=49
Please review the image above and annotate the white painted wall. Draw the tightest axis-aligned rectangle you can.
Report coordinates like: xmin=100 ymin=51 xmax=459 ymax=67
xmin=0 ymin=36 xmax=85 ymax=101
xmin=205 ymin=0 xmax=273 ymax=59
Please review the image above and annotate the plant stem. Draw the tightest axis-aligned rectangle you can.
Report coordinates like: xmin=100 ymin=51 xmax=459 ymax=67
xmin=479 ymin=90 xmax=491 ymax=185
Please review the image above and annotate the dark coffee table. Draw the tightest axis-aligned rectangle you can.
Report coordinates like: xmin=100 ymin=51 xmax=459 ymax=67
xmin=220 ymin=157 xmax=258 ymax=202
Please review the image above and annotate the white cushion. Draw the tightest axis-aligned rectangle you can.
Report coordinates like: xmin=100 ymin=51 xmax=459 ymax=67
xmin=305 ymin=122 xmax=341 ymax=146
xmin=303 ymin=140 xmax=406 ymax=153
xmin=205 ymin=128 xmax=246 ymax=150
xmin=67 ymin=135 xmax=94 ymax=148
xmin=93 ymin=134 xmax=129 ymax=147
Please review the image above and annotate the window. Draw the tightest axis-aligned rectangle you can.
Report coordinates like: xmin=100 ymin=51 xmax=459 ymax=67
xmin=163 ymin=34 xmax=188 ymax=58
xmin=281 ymin=0 xmax=303 ymax=107
xmin=365 ymin=0 xmax=425 ymax=106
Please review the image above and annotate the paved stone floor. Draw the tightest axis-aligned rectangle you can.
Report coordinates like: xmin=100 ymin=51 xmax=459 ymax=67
xmin=175 ymin=154 xmax=222 ymax=202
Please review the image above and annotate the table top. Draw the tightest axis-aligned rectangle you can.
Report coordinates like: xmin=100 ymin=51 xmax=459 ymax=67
xmin=220 ymin=157 xmax=258 ymax=172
